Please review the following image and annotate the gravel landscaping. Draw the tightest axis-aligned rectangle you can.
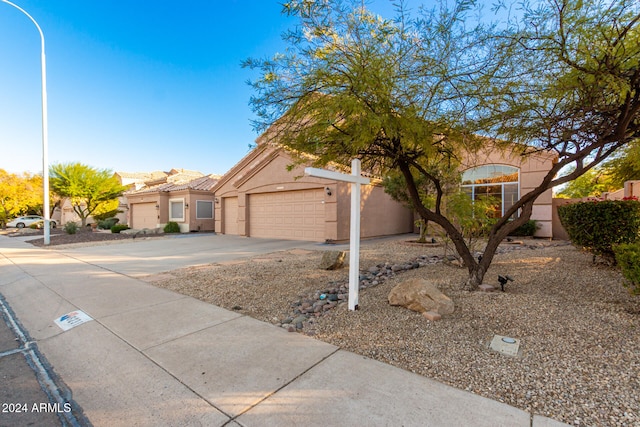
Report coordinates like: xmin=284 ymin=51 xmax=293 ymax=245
xmin=5 ymin=228 xmax=637 ymax=426
xmin=1 ymin=227 xmax=165 ymax=247
xmin=147 ymin=238 xmax=640 ymax=427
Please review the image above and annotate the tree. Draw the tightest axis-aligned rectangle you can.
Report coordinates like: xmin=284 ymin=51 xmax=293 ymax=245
xmin=557 ymin=138 xmax=640 ymax=197
xmin=555 ymin=167 xmax=617 ymax=198
xmin=0 ymin=169 xmax=44 ymax=227
xmin=49 ymin=163 xmax=127 ymax=227
xmin=245 ymin=0 xmax=640 ymax=290
xmin=602 ymin=139 xmax=640 ymax=188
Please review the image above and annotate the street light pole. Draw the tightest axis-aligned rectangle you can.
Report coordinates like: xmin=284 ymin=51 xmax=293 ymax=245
xmin=1 ymin=0 xmax=50 ymax=245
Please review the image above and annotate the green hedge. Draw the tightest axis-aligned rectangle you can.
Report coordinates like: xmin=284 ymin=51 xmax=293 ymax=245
xmin=558 ymin=199 xmax=640 ymax=262
xmin=613 ymin=243 xmax=640 ymax=295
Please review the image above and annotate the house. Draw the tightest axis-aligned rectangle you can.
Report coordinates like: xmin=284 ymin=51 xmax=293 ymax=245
xmin=56 ymin=170 xmax=167 ymax=227
xmin=213 ymin=140 xmax=556 ymax=242
xmin=212 ymin=143 xmax=414 ymax=241
xmin=125 ymin=169 xmax=219 ymax=232
xmin=459 ymin=145 xmax=557 ymax=238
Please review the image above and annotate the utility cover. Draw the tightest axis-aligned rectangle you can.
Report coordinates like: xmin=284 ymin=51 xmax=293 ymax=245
xmin=54 ymin=310 xmax=93 ymax=331
xmin=489 ymin=335 xmax=521 ymax=357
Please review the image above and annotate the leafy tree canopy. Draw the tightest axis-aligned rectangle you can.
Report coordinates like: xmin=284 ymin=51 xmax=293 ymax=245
xmin=602 ymin=139 xmax=640 ymax=188
xmin=0 ymin=169 xmax=43 ymax=226
xmin=245 ymin=0 xmax=640 ymax=289
xmin=555 ymin=167 xmax=617 ymax=198
xmin=49 ymin=163 xmax=127 ymax=227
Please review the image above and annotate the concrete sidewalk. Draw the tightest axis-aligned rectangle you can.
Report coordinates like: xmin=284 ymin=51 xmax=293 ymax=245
xmin=0 ymin=236 xmax=568 ymax=427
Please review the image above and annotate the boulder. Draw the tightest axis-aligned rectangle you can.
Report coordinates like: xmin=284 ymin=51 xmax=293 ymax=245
xmin=319 ymin=250 xmax=346 ymax=270
xmin=388 ymin=278 xmax=454 ymax=315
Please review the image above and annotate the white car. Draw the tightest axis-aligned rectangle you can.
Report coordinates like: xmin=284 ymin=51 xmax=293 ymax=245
xmin=6 ymin=215 xmax=57 ymax=229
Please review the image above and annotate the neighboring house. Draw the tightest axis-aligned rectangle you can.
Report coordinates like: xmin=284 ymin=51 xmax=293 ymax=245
xmin=125 ymin=169 xmax=219 ymax=232
xmin=56 ymin=170 xmax=167 ymax=227
xmin=213 ymin=141 xmax=557 ymax=242
xmin=212 ymin=143 xmax=415 ymax=242
xmin=57 ymin=198 xmax=83 ymax=226
xmin=114 ymin=170 xmax=169 ymax=225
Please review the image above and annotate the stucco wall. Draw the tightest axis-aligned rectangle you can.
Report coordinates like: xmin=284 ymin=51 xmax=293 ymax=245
xmin=215 ymin=142 xmax=555 ymax=241
xmin=213 ymin=146 xmax=413 ymax=240
xmin=213 ymin=150 xmax=337 ymax=237
xmin=168 ymin=190 xmax=215 ymax=232
xmin=552 ymin=198 xmax=577 ymax=240
xmin=335 ymin=181 xmax=414 ymax=241
xmin=126 ymin=190 xmax=214 ymax=232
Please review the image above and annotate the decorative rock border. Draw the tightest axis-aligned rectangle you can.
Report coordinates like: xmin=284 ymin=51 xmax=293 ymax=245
xmin=279 ymin=241 xmax=570 ymax=334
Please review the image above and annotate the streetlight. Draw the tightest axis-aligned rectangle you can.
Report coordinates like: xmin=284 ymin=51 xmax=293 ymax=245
xmin=1 ymin=0 xmax=50 ymax=245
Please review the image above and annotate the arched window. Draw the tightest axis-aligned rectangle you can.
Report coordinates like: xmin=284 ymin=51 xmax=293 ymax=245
xmin=461 ymin=165 xmax=519 ymax=218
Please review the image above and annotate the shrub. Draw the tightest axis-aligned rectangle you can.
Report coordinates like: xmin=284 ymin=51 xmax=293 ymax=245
xmin=164 ymin=221 xmax=180 ymax=233
xmin=613 ymin=242 xmax=640 ymax=295
xmin=92 ymin=208 xmax=121 ymax=221
xmin=97 ymin=218 xmax=119 ymax=230
xmin=111 ymin=224 xmax=129 ymax=234
xmin=64 ymin=222 xmax=78 ymax=235
xmin=558 ymin=199 xmax=640 ymax=262
xmin=509 ymin=220 xmax=538 ymax=237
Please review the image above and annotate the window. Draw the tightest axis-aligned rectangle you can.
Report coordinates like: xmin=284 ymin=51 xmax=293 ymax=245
xmin=196 ymin=200 xmax=213 ymax=219
xmin=461 ymin=165 xmax=519 ymax=218
xmin=169 ymin=199 xmax=184 ymax=221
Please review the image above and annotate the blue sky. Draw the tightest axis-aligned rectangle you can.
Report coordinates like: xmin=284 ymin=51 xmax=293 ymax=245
xmin=0 ymin=0 xmax=430 ymax=176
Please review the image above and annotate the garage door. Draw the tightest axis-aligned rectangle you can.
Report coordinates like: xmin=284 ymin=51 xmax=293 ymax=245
xmin=131 ymin=202 xmax=157 ymax=229
xmin=249 ymin=189 xmax=325 ymax=241
xmin=223 ymin=197 xmax=239 ymax=235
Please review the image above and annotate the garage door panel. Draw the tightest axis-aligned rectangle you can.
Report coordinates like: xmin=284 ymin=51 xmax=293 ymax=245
xmin=132 ymin=203 xmax=157 ymax=229
xmin=223 ymin=197 xmax=238 ymax=235
xmin=249 ymin=189 xmax=325 ymax=241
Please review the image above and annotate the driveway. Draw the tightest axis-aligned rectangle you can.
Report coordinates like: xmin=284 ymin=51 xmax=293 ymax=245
xmin=54 ymin=233 xmax=333 ymax=277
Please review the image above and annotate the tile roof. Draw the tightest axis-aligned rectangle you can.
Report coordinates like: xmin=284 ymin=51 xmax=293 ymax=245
xmin=116 ymin=171 xmax=168 ymax=180
xmin=126 ymin=174 xmax=219 ymax=194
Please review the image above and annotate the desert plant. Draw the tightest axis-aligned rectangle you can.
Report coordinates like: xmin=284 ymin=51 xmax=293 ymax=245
xmin=509 ymin=220 xmax=538 ymax=237
xmin=98 ymin=218 xmax=119 ymax=230
xmin=613 ymin=242 xmax=640 ymax=295
xmin=558 ymin=200 xmax=640 ymax=263
xmin=164 ymin=221 xmax=180 ymax=233
xmin=433 ymin=192 xmax=498 ymax=265
xmin=92 ymin=208 xmax=121 ymax=222
xmin=110 ymin=224 xmax=129 ymax=234
xmin=64 ymin=222 xmax=78 ymax=235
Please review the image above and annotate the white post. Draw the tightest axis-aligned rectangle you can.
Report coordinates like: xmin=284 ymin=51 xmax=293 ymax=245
xmin=2 ymin=0 xmax=50 ymax=245
xmin=348 ymin=159 xmax=362 ymax=310
xmin=305 ymin=159 xmax=370 ymax=311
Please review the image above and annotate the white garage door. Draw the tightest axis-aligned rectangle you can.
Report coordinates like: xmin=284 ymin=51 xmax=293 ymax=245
xmin=249 ymin=189 xmax=325 ymax=241
xmin=131 ymin=202 xmax=157 ymax=229
xmin=223 ymin=197 xmax=239 ymax=235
